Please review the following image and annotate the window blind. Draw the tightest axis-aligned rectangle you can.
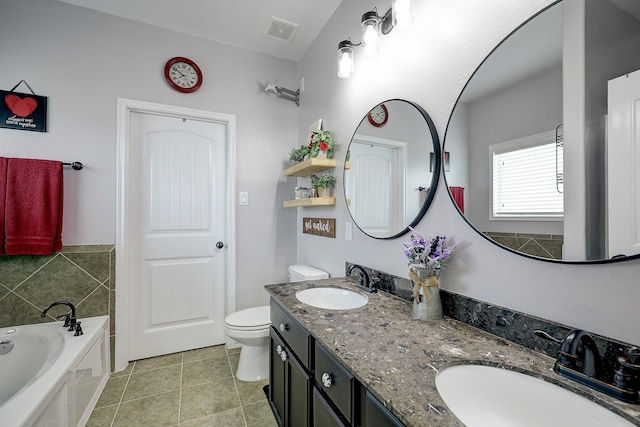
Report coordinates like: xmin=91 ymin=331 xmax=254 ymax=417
xmin=491 ymin=134 xmax=563 ymax=219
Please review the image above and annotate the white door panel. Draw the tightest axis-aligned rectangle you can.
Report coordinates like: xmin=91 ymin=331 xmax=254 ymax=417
xmin=607 ymin=70 xmax=640 ymax=258
xmin=128 ymin=112 xmax=227 ymax=360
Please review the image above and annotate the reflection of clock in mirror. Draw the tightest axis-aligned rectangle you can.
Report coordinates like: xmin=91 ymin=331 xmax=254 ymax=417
xmin=164 ymin=57 xmax=203 ymax=93
xmin=368 ymin=103 xmax=388 ymax=127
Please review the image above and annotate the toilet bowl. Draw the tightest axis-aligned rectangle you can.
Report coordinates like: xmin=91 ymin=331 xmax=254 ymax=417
xmin=224 ymin=306 xmax=270 ymax=382
xmin=225 ymin=265 xmax=329 ymax=382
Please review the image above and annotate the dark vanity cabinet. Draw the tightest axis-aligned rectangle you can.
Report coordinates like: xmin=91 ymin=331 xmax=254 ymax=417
xmin=269 ymin=300 xmax=313 ymax=427
xmin=269 ymin=298 xmax=404 ymax=427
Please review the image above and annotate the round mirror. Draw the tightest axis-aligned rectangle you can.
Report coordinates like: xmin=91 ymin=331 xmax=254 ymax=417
xmin=344 ymin=99 xmax=440 ymax=239
xmin=444 ymin=0 xmax=640 ymax=262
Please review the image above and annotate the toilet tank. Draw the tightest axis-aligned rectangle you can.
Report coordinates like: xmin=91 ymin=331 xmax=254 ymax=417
xmin=288 ymin=265 xmax=329 ymax=282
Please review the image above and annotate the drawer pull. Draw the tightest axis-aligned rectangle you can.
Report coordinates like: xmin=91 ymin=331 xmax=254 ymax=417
xmin=322 ymin=372 xmax=333 ymax=388
xmin=276 ymin=345 xmax=283 ymax=355
xmin=279 ymin=323 xmax=288 ymax=332
xmin=280 ymin=349 xmax=288 ymax=362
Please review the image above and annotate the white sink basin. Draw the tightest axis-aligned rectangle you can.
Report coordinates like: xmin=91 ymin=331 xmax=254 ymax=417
xmin=436 ymin=364 xmax=634 ymax=427
xmin=295 ymin=287 xmax=368 ymax=310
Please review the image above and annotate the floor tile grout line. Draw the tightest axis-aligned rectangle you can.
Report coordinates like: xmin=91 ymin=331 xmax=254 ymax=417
xmin=227 ymin=346 xmax=249 ymax=427
xmin=177 ymin=351 xmax=184 ymax=426
xmin=110 ymin=360 xmax=135 ymax=427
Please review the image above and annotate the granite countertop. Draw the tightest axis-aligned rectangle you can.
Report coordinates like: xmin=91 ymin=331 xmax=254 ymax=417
xmin=265 ymin=278 xmax=640 ymax=427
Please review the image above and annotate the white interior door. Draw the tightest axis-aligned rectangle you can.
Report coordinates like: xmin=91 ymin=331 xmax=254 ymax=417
xmin=346 ymin=137 xmax=405 ymax=237
xmin=127 ymin=111 xmax=227 ymax=360
xmin=607 ymin=70 xmax=640 ymax=258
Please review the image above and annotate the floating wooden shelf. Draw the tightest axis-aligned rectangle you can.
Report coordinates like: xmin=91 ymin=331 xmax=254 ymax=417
xmin=283 ymin=197 xmax=336 ymax=208
xmin=284 ymin=158 xmax=336 ymax=177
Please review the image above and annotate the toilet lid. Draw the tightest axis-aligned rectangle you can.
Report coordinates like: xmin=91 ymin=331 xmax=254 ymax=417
xmin=226 ymin=306 xmax=271 ymax=328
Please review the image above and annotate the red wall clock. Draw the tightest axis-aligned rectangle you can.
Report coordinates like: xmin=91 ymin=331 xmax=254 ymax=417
xmin=164 ymin=57 xmax=203 ymax=93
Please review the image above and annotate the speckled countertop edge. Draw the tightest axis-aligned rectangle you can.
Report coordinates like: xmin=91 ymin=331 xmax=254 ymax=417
xmin=265 ymin=278 xmax=640 ymax=427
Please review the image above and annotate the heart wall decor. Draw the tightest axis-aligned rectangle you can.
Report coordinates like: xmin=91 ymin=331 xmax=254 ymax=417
xmin=0 ymin=89 xmax=47 ymax=132
xmin=5 ymin=94 xmax=38 ymax=117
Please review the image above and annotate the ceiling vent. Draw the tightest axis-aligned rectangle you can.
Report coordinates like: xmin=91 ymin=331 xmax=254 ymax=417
xmin=265 ymin=17 xmax=299 ymax=42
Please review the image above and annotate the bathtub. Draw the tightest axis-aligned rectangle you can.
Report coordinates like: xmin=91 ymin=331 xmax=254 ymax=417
xmin=0 ymin=316 xmax=109 ymax=427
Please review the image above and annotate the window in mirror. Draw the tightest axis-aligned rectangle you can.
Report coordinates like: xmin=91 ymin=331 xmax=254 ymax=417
xmin=491 ymin=131 xmax=563 ymax=219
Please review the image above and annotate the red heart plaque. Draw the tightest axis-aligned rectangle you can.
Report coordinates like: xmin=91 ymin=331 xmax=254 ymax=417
xmin=5 ymin=94 xmax=38 ymax=117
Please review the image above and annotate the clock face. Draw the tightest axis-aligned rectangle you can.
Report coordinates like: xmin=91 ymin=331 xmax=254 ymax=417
xmin=164 ymin=57 xmax=203 ymax=93
xmin=368 ymin=103 xmax=388 ymax=127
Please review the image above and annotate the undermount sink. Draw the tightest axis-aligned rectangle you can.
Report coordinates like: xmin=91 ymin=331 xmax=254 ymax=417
xmin=436 ymin=365 xmax=635 ymax=427
xmin=295 ymin=287 xmax=368 ymax=310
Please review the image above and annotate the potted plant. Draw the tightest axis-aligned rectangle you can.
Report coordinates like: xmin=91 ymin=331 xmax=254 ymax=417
xmin=311 ymin=173 xmax=336 ymax=197
xmin=289 ymin=145 xmax=310 ymax=163
xmin=308 ymin=129 xmax=334 ymax=159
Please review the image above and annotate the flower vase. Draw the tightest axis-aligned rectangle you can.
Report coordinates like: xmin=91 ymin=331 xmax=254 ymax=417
xmin=317 ymin=150 xmax=327 ymax=159
xmin=409 ymin=269 xmax=443 ymax=321
xmin=317 ymin=187 xmax=330 ymax=198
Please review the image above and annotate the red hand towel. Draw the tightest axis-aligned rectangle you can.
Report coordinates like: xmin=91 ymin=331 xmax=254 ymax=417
xmin=0 ymin=157 xmax=7 ymax=254
xmin=4 ymin=158 xmax=64 ymax=255
xmin=450 ymin=186 xmax=465 ymax=214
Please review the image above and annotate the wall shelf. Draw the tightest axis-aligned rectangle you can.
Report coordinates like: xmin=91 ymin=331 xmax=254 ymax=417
xmin=284 ymin=158 xmax=336 ymax=177
xmin=283 ymin=197 xmax=336 ymax=208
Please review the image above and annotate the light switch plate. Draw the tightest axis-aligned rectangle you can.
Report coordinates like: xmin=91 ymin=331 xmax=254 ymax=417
xmin=239 ymin=192 xmax=249 ymax=206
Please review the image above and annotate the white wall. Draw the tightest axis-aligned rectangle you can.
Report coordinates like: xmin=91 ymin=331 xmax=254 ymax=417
xmin=0 ymin=0 xmax=297 ymax=309
xmin=297 ymin=0 xmax=640 ymax=346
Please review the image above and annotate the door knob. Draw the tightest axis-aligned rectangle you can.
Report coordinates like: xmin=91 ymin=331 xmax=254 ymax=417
xmin=216 ymin=241 xmax=224 ymax=249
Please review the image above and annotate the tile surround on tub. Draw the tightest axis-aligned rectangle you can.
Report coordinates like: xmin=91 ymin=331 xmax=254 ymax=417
xmin=345 ymin=262 xmax=638 ymax=378
xmin=0 ymin=245 xmax=116 ymax=370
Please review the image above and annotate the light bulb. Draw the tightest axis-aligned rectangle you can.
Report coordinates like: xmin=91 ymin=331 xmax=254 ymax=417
xmin=361 ymin=11 xmax=380 ymax=56
xmin=393 ymin=0 xmax=414 ymax=28
xmin=337 ymin=40 xmax=354 ymax=78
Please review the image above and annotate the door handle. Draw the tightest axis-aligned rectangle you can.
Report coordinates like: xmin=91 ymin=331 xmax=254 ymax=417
xmin=216 ymin=241 xmax=224 ymax=249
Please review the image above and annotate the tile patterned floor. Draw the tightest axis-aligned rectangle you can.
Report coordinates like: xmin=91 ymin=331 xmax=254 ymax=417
xmin=87 ymin=345 xmax=278 ymax=427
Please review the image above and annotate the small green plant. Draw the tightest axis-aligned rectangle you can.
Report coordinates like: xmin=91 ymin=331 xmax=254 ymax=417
xmin=311 ymin=173 xmax=336 ymax=189
xmin=289 ymin=145 xmax=310 ymax=162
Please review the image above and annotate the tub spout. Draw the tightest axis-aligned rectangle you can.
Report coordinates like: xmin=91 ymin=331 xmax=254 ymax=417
xmin=41 ymin=301 xmax=78 ymax=332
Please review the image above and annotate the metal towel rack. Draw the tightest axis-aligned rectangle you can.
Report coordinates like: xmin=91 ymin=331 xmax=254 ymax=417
xmin=62 ymin=162 xmax=83 ymax=170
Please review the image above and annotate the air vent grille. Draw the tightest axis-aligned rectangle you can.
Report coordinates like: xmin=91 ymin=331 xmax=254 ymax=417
xmin=266 ymin=17 xmax=299 ymax=42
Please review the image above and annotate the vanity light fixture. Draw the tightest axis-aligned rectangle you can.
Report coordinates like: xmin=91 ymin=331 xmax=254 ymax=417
xmin=337 ymin=39 xmax=355 ymax=78
xmin=337 ymin=2 xmax=414 ymax=78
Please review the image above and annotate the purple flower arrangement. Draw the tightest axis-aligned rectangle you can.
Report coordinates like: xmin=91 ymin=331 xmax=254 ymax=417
xmin=402 ymin=227 xmax=456 ymax=271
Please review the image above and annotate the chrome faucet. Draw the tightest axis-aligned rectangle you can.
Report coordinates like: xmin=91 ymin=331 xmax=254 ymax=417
xmin=534 ymin=329 xmax=639 ymax=403
xmin=346 ymin=264 xmax=376 ymax=293
xmin=41 ymin=301 xmax=83 ymax=335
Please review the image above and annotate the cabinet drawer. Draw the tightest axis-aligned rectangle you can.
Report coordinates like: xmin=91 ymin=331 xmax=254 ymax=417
xmin=362 ymin=389 xmax=404 ymax=427
xmin=314 ymin=341 xmax=354 ymax=424
xmin=270 ymin=299 xmax=311 ymax=369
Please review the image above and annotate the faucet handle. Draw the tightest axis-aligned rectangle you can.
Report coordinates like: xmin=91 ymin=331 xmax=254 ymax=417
xmin=56 ymin=314 xmax=71 ymax=327
xmin=613 ymin=355 xmax=639 ymax=393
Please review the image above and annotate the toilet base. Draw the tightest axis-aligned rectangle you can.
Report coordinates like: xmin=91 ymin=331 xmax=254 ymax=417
xmin=235 ymin=337 xmax=269 ymax=382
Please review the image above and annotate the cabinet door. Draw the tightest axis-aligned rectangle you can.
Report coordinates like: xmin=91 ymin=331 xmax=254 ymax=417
xmin=315 ymin=341 xmax=354 ymax=424
xmin=313 ymin=388 xmax=348 ymax=427
xmin=287 ymin=349 xmax=311 ymax=427
xmin=362 ymin=389 xmax=404 ymax=427
xmin=269 ymin=328 xmax=286 ymax=427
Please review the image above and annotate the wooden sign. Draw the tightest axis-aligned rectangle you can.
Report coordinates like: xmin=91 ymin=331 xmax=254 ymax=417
xmin=303 ymin=217 xmax=336 ymax=238
xmin=1 ymin=84 xmax=48 ymax=132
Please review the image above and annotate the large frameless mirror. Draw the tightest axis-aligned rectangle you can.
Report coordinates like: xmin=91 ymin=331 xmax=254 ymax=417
xmin=443 ymin=0 xmax=640 ymax=262
xmin=344 ymin=99 xmax=440 ymax=239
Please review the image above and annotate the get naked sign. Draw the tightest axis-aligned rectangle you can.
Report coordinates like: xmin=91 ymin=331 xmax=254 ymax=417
xmin=303 ymin=217 xmax=336 ymax=238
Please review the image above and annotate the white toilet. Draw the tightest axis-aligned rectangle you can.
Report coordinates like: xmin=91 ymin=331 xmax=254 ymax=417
xmin=224 ymin=264 xmax=329 ymax=382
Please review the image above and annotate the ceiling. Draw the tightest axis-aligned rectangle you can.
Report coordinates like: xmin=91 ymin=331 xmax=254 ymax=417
xmin=58 ymin=0 xmax=343 ymax=62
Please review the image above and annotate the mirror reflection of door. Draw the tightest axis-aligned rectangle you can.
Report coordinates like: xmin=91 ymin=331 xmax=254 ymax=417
xmin=346 ymin=136 xmax=407 ymax=238
xmin=607 ymin=69 xmax=640 ymax=258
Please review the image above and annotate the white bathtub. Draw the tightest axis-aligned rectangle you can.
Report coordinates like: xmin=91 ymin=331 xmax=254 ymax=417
xmin=0 ymin=316 xmax=110 ymax=427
